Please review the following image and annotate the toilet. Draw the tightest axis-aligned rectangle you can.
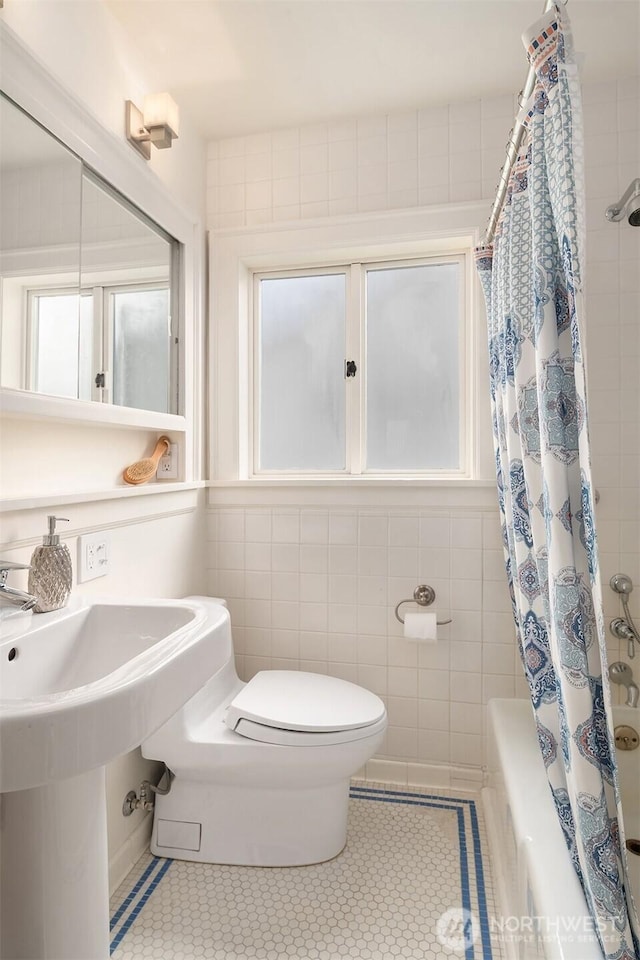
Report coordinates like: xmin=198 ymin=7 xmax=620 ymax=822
xmin=142 ymin=598 xmax=387 ymax=867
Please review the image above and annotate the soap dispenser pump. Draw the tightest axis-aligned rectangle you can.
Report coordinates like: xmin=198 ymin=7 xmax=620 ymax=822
xmin=28 ymin=516 xmax=72 ymax=613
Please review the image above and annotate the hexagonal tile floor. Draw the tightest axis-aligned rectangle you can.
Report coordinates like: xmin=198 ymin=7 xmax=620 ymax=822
xmin=110 ymin=783 xmax=501 ymax=959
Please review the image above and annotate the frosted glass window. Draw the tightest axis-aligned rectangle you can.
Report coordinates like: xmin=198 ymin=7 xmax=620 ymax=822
xmin=34 ymin=293 xmax=93 ymax=401
xmin=259 ymin=274 xmax=346 ymax=471
xmin=112 ymin=287 xmax=170 ymax=413
xmin=366 ymin=263 xmax=460 ymax=470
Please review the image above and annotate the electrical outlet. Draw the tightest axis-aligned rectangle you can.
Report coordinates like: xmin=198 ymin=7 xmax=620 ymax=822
xmin=157 ymin=442 xmax=179 ymax=480
xmin=78 ymin=532 xmax=110 ymax=583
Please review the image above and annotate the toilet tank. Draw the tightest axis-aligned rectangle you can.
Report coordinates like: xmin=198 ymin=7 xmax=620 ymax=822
xmin=143 ymin=597 xmax=241 ymax=756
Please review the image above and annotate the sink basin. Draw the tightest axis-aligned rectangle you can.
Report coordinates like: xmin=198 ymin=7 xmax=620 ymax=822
xmin=0 ymin=596 xmax=229 ymax=793
xmin=0 ymin=595 xmax=230 ymax=960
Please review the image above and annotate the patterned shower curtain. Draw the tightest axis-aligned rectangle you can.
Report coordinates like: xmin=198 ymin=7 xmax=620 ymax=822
xmin=475 ymin=5 xmax=639 ymax=958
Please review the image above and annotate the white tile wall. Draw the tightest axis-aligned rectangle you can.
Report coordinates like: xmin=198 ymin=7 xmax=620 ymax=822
xmin=1 ymin=161 xmax=147 ymax=251
xmin=1 ymin=162 xmax=80 ymax=250
xmin=581 ymin=77 xmax=640 ymax=693
xmin=206 ymin=93 xmax=518 ymax=228
xmin=207 ymin=506 xmax=520 ymax=770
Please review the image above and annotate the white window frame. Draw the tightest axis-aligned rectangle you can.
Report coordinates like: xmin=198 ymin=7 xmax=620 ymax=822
xmin=103 ymin=280 xmax=171 ymax=409
xmin=26 ymin=285 xmax=98 ymax=401
xmin=25 ymin=279 xmax=171 ymax=406
xmin=210 ymin=202 xmax=495 ymax=493
xmin=250 ymin=252 xmax=469 ymax=480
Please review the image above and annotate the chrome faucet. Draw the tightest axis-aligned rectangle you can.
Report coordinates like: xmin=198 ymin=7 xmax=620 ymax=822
xmin=609 ymin=661 xmax=640 ymax=708
xmin=0 ymin=561 xmax=38 ymax=611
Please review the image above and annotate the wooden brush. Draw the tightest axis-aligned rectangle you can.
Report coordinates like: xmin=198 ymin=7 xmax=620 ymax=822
xmin=123 ymin=437 xmax=171 ymax=485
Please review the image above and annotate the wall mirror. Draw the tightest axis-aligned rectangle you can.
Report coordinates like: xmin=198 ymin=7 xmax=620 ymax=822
xmin=0 ymin=93 xmax=180 ymax=416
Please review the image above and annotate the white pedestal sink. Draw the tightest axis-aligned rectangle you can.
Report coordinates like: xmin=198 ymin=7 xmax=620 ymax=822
xmin=0 ymin=597 xmax=230 ymax=960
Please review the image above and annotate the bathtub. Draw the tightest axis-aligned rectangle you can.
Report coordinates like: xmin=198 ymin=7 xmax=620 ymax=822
xmin=483 ymin=698 xmax=640 ymax=960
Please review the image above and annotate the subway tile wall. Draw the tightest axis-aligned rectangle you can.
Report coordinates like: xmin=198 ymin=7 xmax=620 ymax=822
xmin=205 ymin=76 xmax=639 ymax=760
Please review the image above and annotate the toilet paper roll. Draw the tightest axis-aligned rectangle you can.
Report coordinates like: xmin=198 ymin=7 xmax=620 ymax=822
xmin=403 ymin=611 xmax=438 ymax=644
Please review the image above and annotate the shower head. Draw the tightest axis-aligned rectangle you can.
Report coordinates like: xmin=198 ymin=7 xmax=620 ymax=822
xmin=606 ymin=178 xmax=640 ymax=226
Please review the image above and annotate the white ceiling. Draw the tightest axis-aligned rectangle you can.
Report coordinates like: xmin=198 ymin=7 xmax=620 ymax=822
xmin=107 ymin=0 xmax=640 ymax=141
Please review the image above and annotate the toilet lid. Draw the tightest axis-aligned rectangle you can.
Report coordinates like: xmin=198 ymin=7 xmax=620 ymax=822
xmin=225 ymin=671 xmax=385 ymax=734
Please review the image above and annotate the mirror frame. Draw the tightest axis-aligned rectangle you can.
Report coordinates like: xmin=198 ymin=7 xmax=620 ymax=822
xmin=0 ymin=22 xmax=199 ymax=442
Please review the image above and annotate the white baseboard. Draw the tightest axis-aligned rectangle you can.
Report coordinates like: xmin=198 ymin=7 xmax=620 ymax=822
xmin=359 ymin=759 xmax=485 ymax=793
xmin=109 ymin=813 xmax=154 ymax=895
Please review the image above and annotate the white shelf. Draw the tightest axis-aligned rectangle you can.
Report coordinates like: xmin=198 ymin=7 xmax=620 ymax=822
xmin=0 ymin=388 xmax=187 ymax=433
xmin=0 ymin=481 xmax=205 ymax=513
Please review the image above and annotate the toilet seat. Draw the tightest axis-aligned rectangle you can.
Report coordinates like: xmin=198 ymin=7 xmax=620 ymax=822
xmin=225 ymin=670 xmax=386 ymax=745
xmin=233 ymin=714 xmax=388 ymax=746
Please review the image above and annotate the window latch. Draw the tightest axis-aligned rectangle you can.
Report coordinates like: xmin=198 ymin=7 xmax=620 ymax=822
xmin=344 ymin=360 xmax=357 ymax=379
xmin=95 ymin=372 xmax=106 ymax=388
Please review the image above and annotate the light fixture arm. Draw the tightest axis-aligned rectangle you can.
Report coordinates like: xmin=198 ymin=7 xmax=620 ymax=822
xmin=125 ymin=101 xmax=152 ymax=160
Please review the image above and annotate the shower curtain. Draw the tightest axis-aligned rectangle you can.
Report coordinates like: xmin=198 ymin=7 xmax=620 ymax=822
xmin=475 ymin=5 xmax=639 ymax=958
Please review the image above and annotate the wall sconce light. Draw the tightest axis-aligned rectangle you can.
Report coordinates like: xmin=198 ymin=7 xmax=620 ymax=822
xmin=125 ymin=93 xmax=179 ymax=160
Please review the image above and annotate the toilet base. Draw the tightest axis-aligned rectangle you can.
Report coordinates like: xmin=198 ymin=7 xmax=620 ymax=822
xmin=149 ymin=777 xmax=350 ymax=866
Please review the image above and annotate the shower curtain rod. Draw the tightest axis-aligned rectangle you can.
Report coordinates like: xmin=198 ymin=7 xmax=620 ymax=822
xmin=483 ymin=0 xmax=563 ymax=244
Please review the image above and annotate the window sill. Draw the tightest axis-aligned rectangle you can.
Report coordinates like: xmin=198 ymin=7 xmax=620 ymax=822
xmin=206 ymin=478 xmax=498 ymax=510
xmin=207 ymin=478 xmax=496 ymax=487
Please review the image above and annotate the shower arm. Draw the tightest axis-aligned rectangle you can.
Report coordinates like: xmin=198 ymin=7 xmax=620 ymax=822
xmin=610 ymin=574 xmax=640 ymax=659
xmin=605 ymin=178 xmax=640 ymax=222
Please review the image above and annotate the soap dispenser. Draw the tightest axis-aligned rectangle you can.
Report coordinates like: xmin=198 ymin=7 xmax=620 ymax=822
xmin=28 ymin=516 xmax=72 ymax=613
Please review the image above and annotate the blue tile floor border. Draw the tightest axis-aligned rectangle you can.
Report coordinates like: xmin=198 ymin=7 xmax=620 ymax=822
xmin=110 ymin=784 xmax=493 ymax=959
xmin=110 ymin=857 xmax=173 ymax=955
xmin=349 ymin=785 xmax=493 ymax=960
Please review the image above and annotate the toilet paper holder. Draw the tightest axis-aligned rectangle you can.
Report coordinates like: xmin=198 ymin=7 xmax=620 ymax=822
xmin=394 ymin=585 xmax=452 ymax=626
